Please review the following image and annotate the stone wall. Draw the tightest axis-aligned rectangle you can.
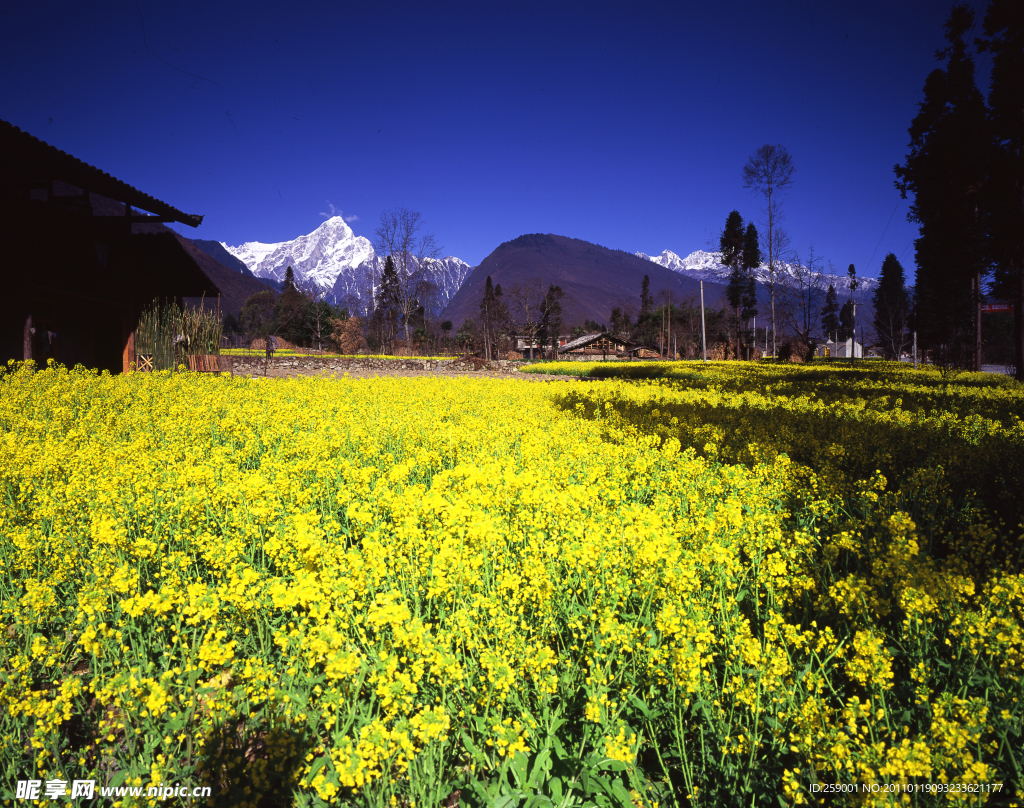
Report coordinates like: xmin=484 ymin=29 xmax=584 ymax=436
xmin=223 ymin=355 xmax=522 ymax=375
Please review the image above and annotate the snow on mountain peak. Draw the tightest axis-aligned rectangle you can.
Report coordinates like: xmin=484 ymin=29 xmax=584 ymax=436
xmin=639 ymin=248 xmax=877 ymax=292
xmin=221 ymin=218 xmax=374 ymax=291
xmin=220 ymin=218 xmax=474 ymax=314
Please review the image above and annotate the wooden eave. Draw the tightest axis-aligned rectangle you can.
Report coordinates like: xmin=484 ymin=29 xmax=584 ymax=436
xmin=2 ymin=119 xmax=203 ymax=228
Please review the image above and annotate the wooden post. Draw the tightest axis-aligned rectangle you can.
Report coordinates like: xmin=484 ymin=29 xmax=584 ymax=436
xmin=23 ymin=313 xmax=33 ymax=362
xmin=122 ymin=312 xmax=135 ymax=374
xmin=975 ymin=272 xmax=982 ymax=372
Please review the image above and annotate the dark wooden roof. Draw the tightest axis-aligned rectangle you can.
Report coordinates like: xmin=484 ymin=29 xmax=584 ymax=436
xmin=559 ymin=332 xmax=636 ymax=353
xmin=1 ymin=119 xmax=203 ymax=228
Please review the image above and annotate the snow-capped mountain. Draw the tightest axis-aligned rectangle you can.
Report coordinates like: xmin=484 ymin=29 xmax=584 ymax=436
xmin=221 ymin=216 xmax=474 ymax=313
xmin=222 ymin=217 xmax=374 ymax=290
xmin=637 ymin=249 xmax=877 ymax=295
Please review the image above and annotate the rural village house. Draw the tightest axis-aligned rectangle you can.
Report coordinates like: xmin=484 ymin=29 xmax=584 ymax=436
xmin=558 ymin=332 xmax=639 ymax=361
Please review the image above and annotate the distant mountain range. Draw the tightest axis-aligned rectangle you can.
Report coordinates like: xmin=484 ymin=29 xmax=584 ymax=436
xmin=637 ymin=249 xmax=878 ymax=299
xmin=197 ymin=216 xmax=876 ymax=330
xmin=216 ymin=217 xmax=472 ymax=314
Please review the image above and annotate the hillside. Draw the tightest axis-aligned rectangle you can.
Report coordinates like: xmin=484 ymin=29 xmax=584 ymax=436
xmin=191 ymin=239 xmax=258 ymax=278
xmin=441 ymin=234 xmax=728 ymax=329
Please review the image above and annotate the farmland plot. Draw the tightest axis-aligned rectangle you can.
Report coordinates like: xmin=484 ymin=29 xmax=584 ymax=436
xmin=0 ymin=361 xmax=1021 ymax=806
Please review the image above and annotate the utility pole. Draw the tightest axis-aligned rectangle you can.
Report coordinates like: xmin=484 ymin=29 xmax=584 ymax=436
xmin=913 ymin=330 xmax=918 ymax=370
xmin=851 ymin=301 xmax=857 ymax=363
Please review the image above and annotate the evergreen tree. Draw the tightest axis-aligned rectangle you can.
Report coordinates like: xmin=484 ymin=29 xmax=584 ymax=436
xmin=721 ymin=211 xmax=746 ymax=359
xmin=894 ymin=4 xmax=990 ymax=369
xmin=979 ymin=0 xmax=1024 ymax=380
xmin=374 ymin=256 xmax=402 ymax=352
xmin=492 ymin=284 xmax=509 ymax=357
xmin=741 ymin=223 xmax=761 ymax=357
xmin=610 ymin=307 xmax=633 ymax=336
xmin=873 ymin=253 xmax=911 ymax=359
xmin=640 ymin=275 xmax=652 ymax=316
xmin=839 ymin=300 xmax=855 ymax=343
xmin=479 ymin=275 xmax=496 ymax=361
xmin=821 ymin=284 xmax=840 ymax=342
xmin=276 ymin=266 xmax=309 ymax=345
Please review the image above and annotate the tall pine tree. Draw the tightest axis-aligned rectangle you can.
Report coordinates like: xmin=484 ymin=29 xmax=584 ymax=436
xmin=979 ymin=0 xmax=1024 ymax=380
xmin=640 ymin=275 xmax=652 ymax=316
xmin=873 ymin=253 xmax=911 ymax=359
xmin=742 ymin=222 xmax=761 ymax=358
xmin=821 ymin=284 xmax=840 ymax=343
xmin=721 ymin=211 xmax=746 ymax=360
xmin=839 ymin=300 xmax=855 ymax=343
xmin=374 ymin=256 xmax=401 ymax=353
xmin=895 ymin=4 xmax=990 ymax=369
xmin=479 ymin=275 xmax=496 ymax=361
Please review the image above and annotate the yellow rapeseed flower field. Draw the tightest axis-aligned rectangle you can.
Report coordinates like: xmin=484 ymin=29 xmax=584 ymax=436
xmin=0 ymin=359 xmax=1021 ymax=807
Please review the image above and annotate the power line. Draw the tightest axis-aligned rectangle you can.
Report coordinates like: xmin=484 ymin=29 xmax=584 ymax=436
xmin=897 ymin=236 xmax=916 ymax=265
xmin=864 ymin=199 xmax=901 ymax=276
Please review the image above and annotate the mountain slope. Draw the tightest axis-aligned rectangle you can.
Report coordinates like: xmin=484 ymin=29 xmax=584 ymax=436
xmin=328 ymin=255 xmax=473 ymax=315
xmin=441 ymin=234 xmax=728 ymax=330
xmin=191 ymin=239 xmax=258 ymax=278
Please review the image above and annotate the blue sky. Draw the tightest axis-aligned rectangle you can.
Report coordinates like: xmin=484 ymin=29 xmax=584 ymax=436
xmin=2 ymin=0 xmax=986 ymax=278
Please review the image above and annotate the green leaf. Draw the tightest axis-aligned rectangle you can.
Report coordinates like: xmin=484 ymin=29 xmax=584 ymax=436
xmin=461 ymin=730 xmax=486 ymax=763
xmin=510 ymin=750 xmax=529 ymax=788
xmin=610 ymin=781 xmax=634 ymax=806
xmin=584 ymin=772 xmax=616 ymax=797
xmin=626 ymin=693 xmax=659 ymax=721
xmin=307 ymin=755 xmax=331 ymax=779
xmin=528 ymin=748 xmax=553 ymax=787
xmin=596 ymin=758 xmax=628 ymax=772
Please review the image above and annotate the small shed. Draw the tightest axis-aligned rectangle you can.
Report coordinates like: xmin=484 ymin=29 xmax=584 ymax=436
xmin=0 ymin=120 xmax=219 ymax=373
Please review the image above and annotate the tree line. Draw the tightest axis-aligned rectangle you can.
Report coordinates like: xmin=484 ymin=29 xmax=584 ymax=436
xmin=895 ymin=0 xmax=1022 ymax=378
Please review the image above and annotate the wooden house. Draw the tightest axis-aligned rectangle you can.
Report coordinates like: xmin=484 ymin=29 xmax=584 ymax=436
xmin=558 ymin=332 xmax=637 ymax=361
xmin=0 ymin=120 xmax=220 ymax=373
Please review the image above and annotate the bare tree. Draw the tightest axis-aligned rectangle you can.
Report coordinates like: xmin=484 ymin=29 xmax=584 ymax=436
xmin=505 ymin=278 xmax=547 ymax=359
xmin=373 ymin=208 xmax=443 ymax=348
xmin=780 ymin=244 xmax=830 ymax=344
xmin=743 ymin=145 xmax=795 ymax=355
